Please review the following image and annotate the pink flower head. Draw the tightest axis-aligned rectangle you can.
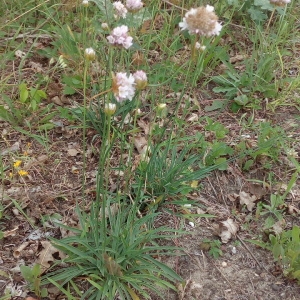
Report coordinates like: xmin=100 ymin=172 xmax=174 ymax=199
xmin=270 ymin=0 xmax=291 ymax=6
xmin=107 ymin=25 xmax=133 ymax=49
xmin=179 ymin=5 xmax=222 ymax=37
xmin=133 ymin=70 xmax=147 ymax=90
xmin=113 ymin=1 xmax=128 ymax=18
xmin=112 ymin=72 xmax=136 ymax=102
xmin=126 ymin=0 xmax=143 ymax=12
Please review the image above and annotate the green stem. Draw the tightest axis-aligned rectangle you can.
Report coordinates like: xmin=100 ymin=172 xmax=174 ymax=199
xmin=82 ymin=60 xmax=89 ymax=204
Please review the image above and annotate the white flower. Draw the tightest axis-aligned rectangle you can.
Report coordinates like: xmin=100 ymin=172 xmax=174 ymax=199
xmin=84 ymin=47 xmax=96 ymax=60
xmin=107 ymin=25 xmax=133 ymax=49
xmin=133 ymin=70 xmax=147 ymax=90
xmin=113 ymin=1 xmax=128 ymax=18
xmin=126 ymin=0 xmax=143 ymax=11
xmin=179 ymin=5 xmax=222 ymax=37
xmin=82 ymin=0 xmax=89 ymax=6
xmin=112 ymin=72 xmax=136 ymax=102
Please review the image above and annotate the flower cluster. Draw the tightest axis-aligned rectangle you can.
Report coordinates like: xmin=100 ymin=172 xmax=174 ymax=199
xmin=112 ymin=71 xmax=147 ymax=102
xmin=269 ymin=0 xmax=291 ymax=6
xmin=107 ymin=25 xmax=133 ymax=49
xmin=11 ymin=160 xmax=28 ymax=177
xmin=113 ymin=0 xmax=143 ymax=18
xmin=126 ymin=0 xmax=143 ymax=12
xmin=179 ymin=5 xmax=222 ymax=37
xmin=113 ymin=1 xmax=128 ymax=18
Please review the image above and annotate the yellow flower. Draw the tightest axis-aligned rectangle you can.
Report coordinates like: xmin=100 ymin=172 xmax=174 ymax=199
xmin=18 ymin=170 xmax=28 ymax=176
xmin=14 ymin=160 xmax=22 ymax=168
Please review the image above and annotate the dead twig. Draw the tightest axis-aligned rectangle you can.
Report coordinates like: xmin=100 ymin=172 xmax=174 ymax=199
xmin=237 ymin=234 xmax=272 ymax=275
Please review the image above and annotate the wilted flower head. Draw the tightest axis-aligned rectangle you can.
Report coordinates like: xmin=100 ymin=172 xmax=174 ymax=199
xmin=82 ymin=0 xmax=89 ymax=6
xmin=107 ymin=25 xmax=133 ymax=49
xmin=112 ymin=72 xmax=136 ymax=102
xmin=104 ymin=103 xmax=117 ymax=116
xmin=179 ymin=5 xmax=222 ymax=37
xmin=133 ymin=70 xmax=147 ymax=90
xmin=113 ymin=1 xmax=128 ymax=18
xmin=84 ymin=47 xmax=96 ymax=60
xmin=269 ymin=0 xmax=290 ymax=6
xmin=101 ymin=23 xmax=109 ymax=30
xmin=126 ymin=0 xmax=143 ymax=12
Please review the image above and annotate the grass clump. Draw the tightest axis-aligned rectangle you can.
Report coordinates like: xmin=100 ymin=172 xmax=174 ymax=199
xmin=0 ymin=0 xmax=300 ymax=299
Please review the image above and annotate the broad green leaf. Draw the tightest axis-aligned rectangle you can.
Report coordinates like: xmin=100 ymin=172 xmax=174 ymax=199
xmin=19 ymin=83 xmax=29 ymax=103
xmin=234 ymin=94 xmax=249 ymax=106
xmin=204 ymin=100 xmax=226 ymax=112
xmin=41 ymin=288 xmax=48 ymax=297
xmin=38 ymin=123 xmax=55 ymax=131
xmin=20 ymin=265 xmax=34 ymax=282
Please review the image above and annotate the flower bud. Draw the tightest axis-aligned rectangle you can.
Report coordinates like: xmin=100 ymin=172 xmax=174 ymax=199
xmin=82 ymin=0 xmax=89 ymax=7
xmin=195 ymin=42 xmax=206 ymax=52
xmin=157 ymin=103 xmax=167 ymax=118
xmin=104 ymin=103 xmax=117 ymax=116
xmin=157 ymin=103 xmax=166 ymax=110
xmin=101 ymin=23 xmax=109 ymax=30
xmin=84 ymin=47 xmax=96 ymax=61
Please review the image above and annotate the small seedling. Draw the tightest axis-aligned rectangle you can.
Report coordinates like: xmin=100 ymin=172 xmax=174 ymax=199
xmin=20 ymin=264 xmax=48 ymax=298
xmin=200 ymin=239 xmax=223 ymax=259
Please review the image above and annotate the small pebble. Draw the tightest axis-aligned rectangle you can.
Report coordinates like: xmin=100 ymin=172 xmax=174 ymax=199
xmin=232 ymin=246 xmax=237 ymax=254
xmin=221 ymin=261 xmax=227 ymax=267
xmin=12 ymin=208 xmax=19 ymax=216
xmin=188 ymin=221 xmax=195 ymax=227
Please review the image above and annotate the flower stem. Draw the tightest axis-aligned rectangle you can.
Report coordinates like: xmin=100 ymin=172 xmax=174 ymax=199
xmin=266 ymin=8 xmax=276 ymax=31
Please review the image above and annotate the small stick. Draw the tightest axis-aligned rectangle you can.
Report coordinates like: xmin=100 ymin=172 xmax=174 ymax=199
xmin=237 ymin=234 xmax=271 ymax=274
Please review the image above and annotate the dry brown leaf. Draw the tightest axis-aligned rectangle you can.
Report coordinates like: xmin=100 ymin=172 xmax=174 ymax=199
xmin=187 ymin=113 xmax=199 ymax=122
xmin=272 ymin=219 xmax=286 ymax=235
xmin=137 ymin=119 xmax=150 ymax=135
xmin=227 ymin=193 xmax=239 ymax=202
xmin=248 ymin=183 xmax=267 ymax=199
xmin=133 ymin=135 xmax=148 ymax=154
xmin=288 ymin=204 xmax=300 ymax=214
xmin=15 ymin=50 xmax=26 ymax=58
xmin=99 ymin=203 xmax=119 ymax=219
xmin=229 ymin=54 xmax=247 ymax=63
xmin=239 ymin=191 xmax=257 ymax=211
xmin=36 ymin=241 xmax=66 ymax=270
xmin=220 ymin=219 xmax=238 ymax=243
xmin=0 ymin=142 xmax=20 ymax=156
xmin=51 ymin=96 xmax=63 ymax=106
xmin=68 ymin=148 xmax=80 ymax=156
xmin=28 ymin=61 xmax=43 ymax=73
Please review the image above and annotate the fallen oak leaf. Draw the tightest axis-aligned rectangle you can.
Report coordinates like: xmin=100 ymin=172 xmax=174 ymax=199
xmin=36 ymin=241 xmax=66 ymax=271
